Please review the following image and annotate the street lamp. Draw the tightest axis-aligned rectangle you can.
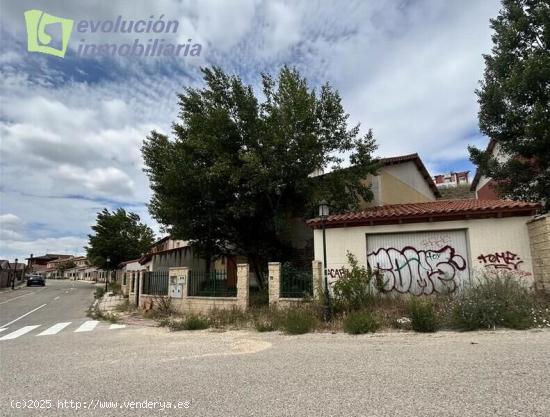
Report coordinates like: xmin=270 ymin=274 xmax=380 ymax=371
xmin=319 ymin=200 xmax=332 ymax=322
xmin=11 ymin=258 xmax=18 ymax=290
xmin=105 ymin=256 xmax=111 ymax=291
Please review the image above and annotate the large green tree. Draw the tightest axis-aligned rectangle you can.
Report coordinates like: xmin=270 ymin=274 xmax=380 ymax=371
xmin=86 ymin=208 xmax=155 ymax=269
xmin=142 ymin=67 xmax=378 ymax=284
xmin=469 ymin=0 xmax=550 ymax=209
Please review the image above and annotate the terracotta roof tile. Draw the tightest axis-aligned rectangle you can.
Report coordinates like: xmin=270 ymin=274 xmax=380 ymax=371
xmin=307 ymin=199 xmax=540 ymax=228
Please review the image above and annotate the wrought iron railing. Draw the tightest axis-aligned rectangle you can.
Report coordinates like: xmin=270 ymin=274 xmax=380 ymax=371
xmin=142 ymin=271 xmax=169 ymax=295
xmin=280 ymin=263 xmax=313 ymax=298
xmin=188 ymin=270 xmax=236 ymax=297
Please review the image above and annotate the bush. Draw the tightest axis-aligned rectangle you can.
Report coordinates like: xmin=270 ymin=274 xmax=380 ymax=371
xmin=94 ymin=287 xmax=105 ymax=299
xmin=343 ymin=310 xmax=380 ymax=334
xmin=170 ymin=314 xmax=209 ymax=331
xmin=281 ymin=307 xmax=317 ymax=335
xmin=450 ymin=272 xmax=536 ymax=330
xmin=408 ymin=299 xmax=438 ymax=332
xmin=332 ymin=252 xmax=379 ymax=312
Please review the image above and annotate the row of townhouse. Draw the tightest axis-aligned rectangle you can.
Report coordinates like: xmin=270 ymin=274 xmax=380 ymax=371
xmin=26 ymin=254 xmax=111 ymax=282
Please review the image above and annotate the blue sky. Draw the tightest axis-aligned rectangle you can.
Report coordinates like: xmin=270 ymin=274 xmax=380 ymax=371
xmin=0 ymin=0 xmax=501 ymax=261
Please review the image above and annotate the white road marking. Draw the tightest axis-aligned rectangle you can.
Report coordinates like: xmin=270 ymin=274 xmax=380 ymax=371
xmin=0 ymin=292 xmax=34 ymax=305
xmin=54 ymin=296 xmax=60 ymax=300
xmin=0 ymin=304 xmax=47 ymax=328
xmin=74 ymin=320 xmax=99 ymax=332
xmin=0 ymin=325 xmax=41 ymax=341
xmin=37 ymin=322 xmax=71 ymax=336
xmin=109 ymin=324 xmax=126 ymax=330
xmin=0 ymin=328 xmax=6 ymax=333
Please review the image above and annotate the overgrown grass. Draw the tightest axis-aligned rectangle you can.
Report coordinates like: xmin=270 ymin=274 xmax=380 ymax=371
xmin=407 ymin=298 xmax=438 ymax=333
xmin=450 ymin=272 xmax=536 ymax=330
xmin=207 ymin=306 xmax=248 ymax=329
xmin=280 ymin=307 xmax=318 ymax=335
xmin=343 ymin=310 xmax=380 ymax=334
xmin=94 ymin=287 xmax=105 ymax=299
xmin=169 ymin=314 xmax=210 ymax=331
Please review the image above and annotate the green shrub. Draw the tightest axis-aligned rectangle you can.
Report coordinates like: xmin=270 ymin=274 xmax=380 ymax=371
xmin=332 ymin=252 xmax=379 ymax=312
xmin=343 ymin=310 xmax=380 ymax=334
xmin=94 ymin=287 xmax=105 ymax=299
xmin=281 ymin=307 xmax=317 ymax=335
xmin=408 ymin=299 xmax=438 ymax=332
xmin=170 ymin=314 xmax=209 ymax=331
xmin=450 ymin=272 xmax=536 ymax=330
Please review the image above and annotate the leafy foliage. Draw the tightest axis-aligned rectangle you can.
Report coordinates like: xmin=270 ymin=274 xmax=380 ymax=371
xmin=450 ymin=272 xmax=536 ymax=330
xmin=407 ymin=298 xmax=439 ymax=332
xmin=142 ymin=67 xmax=379 ymax=285
xmin=469 ymin=0 xmax=550 ymax=209
xmin=343 ymin=310 xmax=380 ymax=334
xmin=281 ymin=306 xmax=317 ymax=335
xmin=332 ymin=252 xmax=379 ymax=311
xmin=86 ymin=208 xmax=155 ymax=269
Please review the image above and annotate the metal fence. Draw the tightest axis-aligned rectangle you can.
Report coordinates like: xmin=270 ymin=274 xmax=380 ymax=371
xmin=142 ymin=271 xmax=169 ymax=296
xmin=280 ymin=263 xmax=313 ymax=298
xmin=188 ymin=270 xmax=236 ymax=297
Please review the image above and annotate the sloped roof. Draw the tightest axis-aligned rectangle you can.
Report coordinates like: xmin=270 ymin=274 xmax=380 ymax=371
xmin=307 ymin=199 xmax=540 ymax=228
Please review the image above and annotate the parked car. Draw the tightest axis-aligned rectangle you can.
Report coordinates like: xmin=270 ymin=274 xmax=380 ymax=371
xmin=27 ymin=275 xmax=45 ymax=286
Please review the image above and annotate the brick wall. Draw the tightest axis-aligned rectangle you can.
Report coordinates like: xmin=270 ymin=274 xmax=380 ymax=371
xmin=527 ymin=214 xmax=550 ymax=293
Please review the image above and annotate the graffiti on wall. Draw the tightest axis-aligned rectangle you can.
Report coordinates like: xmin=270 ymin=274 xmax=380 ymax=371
xmin=328 ymin=268 xmax=349 ymax=279
xmin=367 ymin=245 xmax=467 ymax=295
xmin=477 ymin=251 xmax=531 ymax=276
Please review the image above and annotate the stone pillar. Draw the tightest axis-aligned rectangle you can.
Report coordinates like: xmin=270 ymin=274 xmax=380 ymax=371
xmin=268 ymin=262 xmax=281 ymax=305
xmin=528 ymin=214 xmax=550 ymax=294
xmin=312 ymin=260 xmax=323 ymax=301
xmin=236 ymin=263 xmax=250 ymax=310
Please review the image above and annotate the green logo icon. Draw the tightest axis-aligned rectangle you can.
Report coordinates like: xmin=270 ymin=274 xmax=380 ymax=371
xmin=24 ymin=9 xmax=74 ymax=58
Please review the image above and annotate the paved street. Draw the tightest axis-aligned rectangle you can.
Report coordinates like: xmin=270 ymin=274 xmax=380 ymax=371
xmin=1 ymin=280 xmax=549 ymax=416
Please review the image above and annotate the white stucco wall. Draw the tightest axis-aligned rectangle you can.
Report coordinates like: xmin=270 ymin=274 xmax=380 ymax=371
xmin=313 ymin=215 xmax=535 ymax=291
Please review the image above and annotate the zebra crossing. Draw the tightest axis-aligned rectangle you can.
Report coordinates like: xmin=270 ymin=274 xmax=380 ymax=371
xmin=0 ymin=320 xmax=126 ymax=341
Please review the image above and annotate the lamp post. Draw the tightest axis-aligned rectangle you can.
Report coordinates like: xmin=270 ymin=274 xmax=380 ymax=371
xmin=319 ymin=201 xmax=332 ymax=322
xmin=105 ymin=256 xmax=111 ymax=291
xmin=11 ymin=258 xmax=18 ymax=290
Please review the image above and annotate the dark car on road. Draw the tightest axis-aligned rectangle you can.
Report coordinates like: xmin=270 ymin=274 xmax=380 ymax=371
xmin=26 ymin=275 xmax=45 ymax=286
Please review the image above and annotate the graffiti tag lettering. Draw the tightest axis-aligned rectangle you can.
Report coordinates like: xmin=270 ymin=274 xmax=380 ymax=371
xmin=367 ymin=245 xmax=467 ymax=295
xmin=420 ymin=235 xmax=452 ymax=249
xmin=477 ymin=251 xmax=530 ymax=275
xmin=328 ymin=268 xmax=349 ymax=279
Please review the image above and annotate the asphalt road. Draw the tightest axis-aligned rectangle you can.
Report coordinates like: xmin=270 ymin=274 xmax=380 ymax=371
xmin=1 ymin=280 xmax=549 ymax=416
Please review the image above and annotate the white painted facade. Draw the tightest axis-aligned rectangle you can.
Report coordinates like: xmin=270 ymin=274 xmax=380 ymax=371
xmin=313 ymin=215 xmax=535 ymax=294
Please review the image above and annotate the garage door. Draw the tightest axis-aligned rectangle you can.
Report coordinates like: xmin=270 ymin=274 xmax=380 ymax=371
xmin=366 ymin=230 xmax=470 ymax=295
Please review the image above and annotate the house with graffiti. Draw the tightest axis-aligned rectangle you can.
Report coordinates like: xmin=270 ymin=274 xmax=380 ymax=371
xmin=307 ymin=199 xmax=547 ymax=295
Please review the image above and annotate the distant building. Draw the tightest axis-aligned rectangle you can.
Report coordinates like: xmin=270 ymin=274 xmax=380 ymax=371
xmin=26 ymin=254 xmax=72 ymax=275
xmin=433 ymin=171 xmax=470 ymax=188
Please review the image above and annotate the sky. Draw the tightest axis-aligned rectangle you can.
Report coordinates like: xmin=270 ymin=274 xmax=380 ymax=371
xmin=0 ymin=0 xmax=501 ymax=262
